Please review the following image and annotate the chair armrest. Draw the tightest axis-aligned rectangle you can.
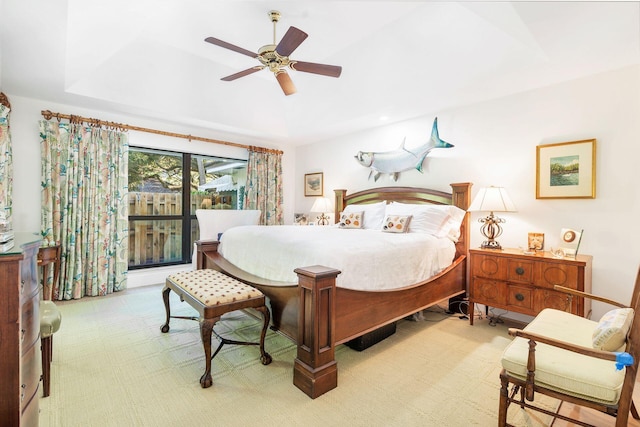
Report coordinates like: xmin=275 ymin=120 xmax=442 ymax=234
xmin=554 ymin=285 xmax=628 ymax=309
xmin=508 ymin=328 xmax=619 ymax=362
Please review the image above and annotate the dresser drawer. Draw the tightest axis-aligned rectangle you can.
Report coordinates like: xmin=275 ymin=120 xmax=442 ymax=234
xmin=21 ymin=295 xmax=40 ymax=352
xmin=20 ymin=256 xmax=39 ymax=302
xmin=470 ymin=279 xmax=507 ymax=306
xmin=535 ymin=262 xmax=580 ymax=290
xmin=20 ymin=342 xmax=40 ymax=411
xmin=506 ymin=259 xmax=534 ymax=284
xmin=534 ymin=289 xmax=573 ymax=313
xmin=506 ymin=285 xmax=535 ymax=315
xmin=471 ymin=255 xmax=507 ymax=280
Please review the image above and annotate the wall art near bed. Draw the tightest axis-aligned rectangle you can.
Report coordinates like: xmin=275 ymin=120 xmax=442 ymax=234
xmin=536 ymin=139 xmax=596 ymax=199
xmin=304 ymin=172 xmax=323 ymax=197
xmin=354 ymin=117 xmax=454 ymax=182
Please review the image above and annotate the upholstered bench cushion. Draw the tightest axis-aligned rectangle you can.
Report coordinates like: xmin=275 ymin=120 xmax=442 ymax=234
xmin=167 ymin=270 xmax=263 ymax=306
xmin=40 ymin=300 xmax=62 ymax=338
xmin=501 ymin=308 xmax=626 ymax=405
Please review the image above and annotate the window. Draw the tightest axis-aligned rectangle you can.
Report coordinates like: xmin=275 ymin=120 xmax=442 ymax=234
xmin=128 ymin=147 xmax=247 ymax=269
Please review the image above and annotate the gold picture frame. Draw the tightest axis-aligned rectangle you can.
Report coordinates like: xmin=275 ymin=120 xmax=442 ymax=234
xmin=304 ymin=172 xmax=323 ymax=197
xmin=527 ymin=232 xmax=544 ymax=251
xmin=536 ymin=139 xmax=596 ymax=199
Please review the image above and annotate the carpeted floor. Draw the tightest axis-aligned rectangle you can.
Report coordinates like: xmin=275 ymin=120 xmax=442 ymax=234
xmin=39 ymin=284 xmax=558 ymax=426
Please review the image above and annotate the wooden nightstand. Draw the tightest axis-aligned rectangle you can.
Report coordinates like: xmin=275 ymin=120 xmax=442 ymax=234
xmin=468 ymin=248 xmax=592 ymax=325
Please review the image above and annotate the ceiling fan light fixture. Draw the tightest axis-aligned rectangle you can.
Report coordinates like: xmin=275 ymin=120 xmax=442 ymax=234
xmin=275 ymin=70 xmax=296 ymax=96
xmin=205 ymin=10 xmax=342 ymax=95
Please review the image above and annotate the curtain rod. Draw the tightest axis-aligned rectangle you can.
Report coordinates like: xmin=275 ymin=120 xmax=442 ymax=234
xmin=40 ymin=110 xmax=283 ymax=155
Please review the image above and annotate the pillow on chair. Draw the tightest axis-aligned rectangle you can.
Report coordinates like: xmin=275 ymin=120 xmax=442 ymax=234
xmin=592 ymin=308 xmax=634 ymax=351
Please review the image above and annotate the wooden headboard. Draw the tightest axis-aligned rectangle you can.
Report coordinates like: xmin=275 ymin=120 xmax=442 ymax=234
xmin=333 ymin=183 xmax=473 ymax=259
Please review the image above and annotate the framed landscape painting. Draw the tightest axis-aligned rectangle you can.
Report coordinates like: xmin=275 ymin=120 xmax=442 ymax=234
xmin=536 ymin=139 xmax=596 ymax=199
xmin=304 ymin=172 xmax=323 ymax=197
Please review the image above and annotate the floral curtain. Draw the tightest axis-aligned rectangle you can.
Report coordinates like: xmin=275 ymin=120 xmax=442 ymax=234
xmin=0 ymin=94 xmax=12 ymax=224
xmin=40 ymin=119 xmax=129 ymax=299
xmin=244 ymin=148 xmax=283 ymax=225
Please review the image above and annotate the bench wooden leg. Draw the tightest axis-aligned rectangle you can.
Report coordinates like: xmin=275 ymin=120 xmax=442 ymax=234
xmin=160 ymin=285 xmax=171 ymax=333
xmin=255 ymin=305 xmax=272 ymax=365
xmin=199 ymin=317 xmax=218 ymax=388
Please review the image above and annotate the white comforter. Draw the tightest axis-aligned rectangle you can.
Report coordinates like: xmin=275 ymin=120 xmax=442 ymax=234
xmin=218 ymin=225 xmax=456 ymax=291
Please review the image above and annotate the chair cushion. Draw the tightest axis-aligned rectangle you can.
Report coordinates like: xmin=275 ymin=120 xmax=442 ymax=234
xmin=167 ymin=270 xmax=263 ymax=306
xmin=40 ymin=300 xmax=62 ymax=338
xmin=592 ymin=308 xmax=634 ymax=351
xmin=501 ymin=308 xmax=626 ymax=405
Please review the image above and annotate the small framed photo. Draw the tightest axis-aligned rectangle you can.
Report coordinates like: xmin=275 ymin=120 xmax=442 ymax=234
xmin=536 ymin=139 xmax=596 ymax=199
xmin=294 ymin=213 xmax=308 ymax=225
xmin=527 ymin=232 xmax=544 ymax=251
xmin=304 ymin=172 xmax=323 ymax=197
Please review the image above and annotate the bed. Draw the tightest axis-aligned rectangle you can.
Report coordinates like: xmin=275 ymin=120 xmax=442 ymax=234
xmin=195 ymin=183 xmax=472 ymax=398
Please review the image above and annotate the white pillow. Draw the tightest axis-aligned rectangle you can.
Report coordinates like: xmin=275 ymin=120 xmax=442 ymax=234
xmin=385 ymin=202 xmax=464 ymax=237
xmin=592 ymin=308 xmax=634 ymax=351
xmin=343 ymin=201 xmax=387 ymax=230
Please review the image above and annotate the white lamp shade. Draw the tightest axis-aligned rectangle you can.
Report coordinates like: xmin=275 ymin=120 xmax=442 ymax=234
xmin=310 ymin=197 xmax=333 ymax=213
xmin=468 ymin=186 xmax=517 ymax=213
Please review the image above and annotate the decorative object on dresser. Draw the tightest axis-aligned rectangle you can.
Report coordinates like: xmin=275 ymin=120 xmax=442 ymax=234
xmin=310 ymin=196 xmax=332 ymax=225
xmin=536 ymin=138 xmax=596 ymax=199
xmin=498 ymin=265 xmax=640 ymax=427
xmin=527 ymin=232 xmax=544 ymax=252
xmin=558 ymin=227 xmax=583 ymax=259
xmin=467 ymin=186 xmax=517 ymax=250
xmin=468 ymin=248 xmax=592 ymax=326
xmin=0 ymin=233 xmax=41 ymax=426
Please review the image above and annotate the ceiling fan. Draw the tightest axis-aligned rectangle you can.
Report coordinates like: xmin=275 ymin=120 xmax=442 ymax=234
xmin=205 ymin=10 xmax=342 ymax=96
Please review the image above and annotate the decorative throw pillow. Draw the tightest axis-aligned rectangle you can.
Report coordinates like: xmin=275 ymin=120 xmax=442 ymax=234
xmin=384 ymin=202 xmax=465 ymax=240
xmin=592 ymin=308 xmax=634 ymax=351
xmin=343 ymin=201 xmax=387 ymax=230
xmin=382 ymin=214 xmax=412 ymax=233
xmin=338 ymin=211 xmax=364 ymax=229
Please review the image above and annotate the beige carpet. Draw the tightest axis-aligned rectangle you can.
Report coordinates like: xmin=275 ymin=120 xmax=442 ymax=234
xmin=39 ymin=284 xmax=558 ymax=426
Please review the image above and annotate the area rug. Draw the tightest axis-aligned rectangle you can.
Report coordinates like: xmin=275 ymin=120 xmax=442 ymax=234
xmin=39 ymin=284 xmax=558 ymax=426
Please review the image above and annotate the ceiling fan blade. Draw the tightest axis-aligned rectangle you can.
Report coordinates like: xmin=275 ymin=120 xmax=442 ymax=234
xmin=205 ymin=37 xmax=257 ymax=58
xmin=221 ymin=67 xmax=264 ymax=81
xmin=275 ymin=26 xmax=308 ymax=57
xmin=275 ymin=71 xmax=296 ymax=96
xmin=290 ymin=61 xmax=342 ymax=78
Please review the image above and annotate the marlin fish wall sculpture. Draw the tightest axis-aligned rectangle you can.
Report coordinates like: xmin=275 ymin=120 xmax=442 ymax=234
xmin=354 ymin=117 xmax=454 ymax=181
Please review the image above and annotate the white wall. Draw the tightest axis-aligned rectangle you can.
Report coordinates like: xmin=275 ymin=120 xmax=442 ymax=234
xmin=7 ymin=95 xmax=296 ymax=286
xmin=295 ymin=65 xmax=640 ymax=319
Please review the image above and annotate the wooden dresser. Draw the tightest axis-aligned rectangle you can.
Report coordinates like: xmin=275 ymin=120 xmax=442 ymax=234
xmin=469 ymin=248 xmax=592 ymax=325
xmin=0 ymin=233 xmax=41 ymax=426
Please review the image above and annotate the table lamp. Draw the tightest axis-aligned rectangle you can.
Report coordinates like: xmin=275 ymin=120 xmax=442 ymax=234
xmin=310 ymin=197 xmax=332 ymax=226
xmin=467 ymin=186 xmax=517 ymax=249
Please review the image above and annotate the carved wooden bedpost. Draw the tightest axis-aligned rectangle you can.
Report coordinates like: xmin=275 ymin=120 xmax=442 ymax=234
xmin=293 ymin=265 xmax=341 ymax=399
xmin=334 ymin=189 xmax=347 ymax=224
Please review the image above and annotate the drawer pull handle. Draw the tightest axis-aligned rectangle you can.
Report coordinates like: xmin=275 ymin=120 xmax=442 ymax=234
xmin=515 ymin=267 xmax=525 ymax=275
xmin=515 ymin=293 xmax=525 ymax=301
xmin=21 ymin=384 xmax=26 ymax=402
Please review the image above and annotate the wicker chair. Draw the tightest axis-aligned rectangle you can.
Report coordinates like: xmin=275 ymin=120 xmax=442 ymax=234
xmin=498 ymin=265 xmax=640 ymax=427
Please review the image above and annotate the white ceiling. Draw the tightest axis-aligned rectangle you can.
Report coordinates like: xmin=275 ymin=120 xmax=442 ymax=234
xmin=1 ymin=1 xmax=639 ymax=146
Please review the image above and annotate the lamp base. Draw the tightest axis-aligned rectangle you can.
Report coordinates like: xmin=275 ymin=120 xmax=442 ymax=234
xmin=480 ymin=240 xmax=502 ymax=250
